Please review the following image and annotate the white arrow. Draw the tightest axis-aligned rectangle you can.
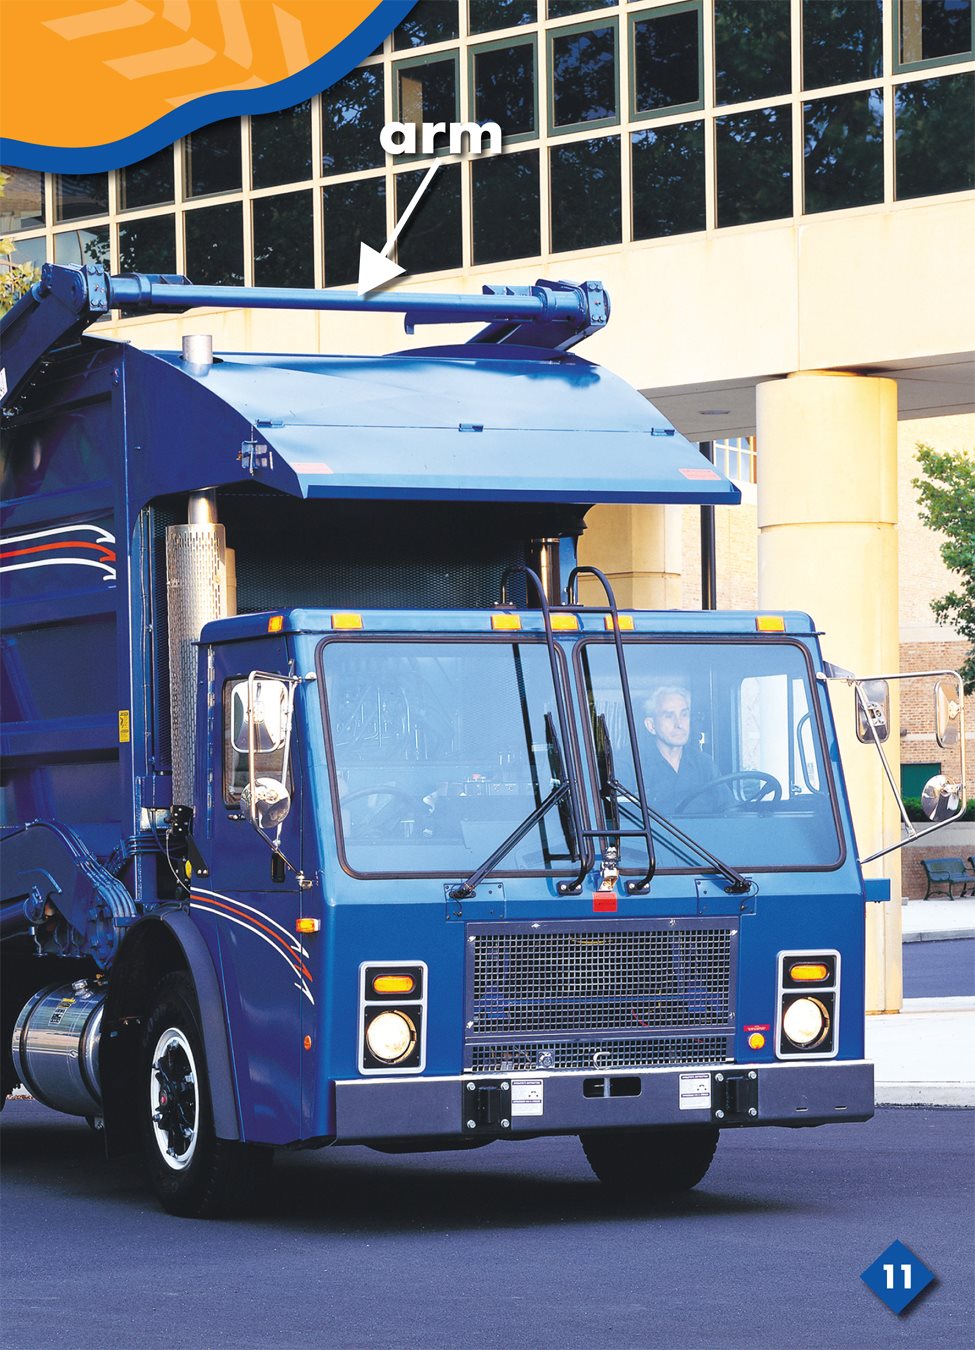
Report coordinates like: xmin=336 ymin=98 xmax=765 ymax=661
xmin=356 ymin=162 xmax=441 ymax=296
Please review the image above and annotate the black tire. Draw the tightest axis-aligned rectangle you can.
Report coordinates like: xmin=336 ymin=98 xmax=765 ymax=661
xmin=581 ymin=1126 xmax=719 ymax=1198
xmin=139 ymin=972 xmax=271 ymax=1218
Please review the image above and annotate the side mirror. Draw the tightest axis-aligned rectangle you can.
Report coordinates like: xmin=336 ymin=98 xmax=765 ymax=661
xmin=921 ymin=774 xmax=962 ymax=822
xmin=232 ymin=679 xmax=289 ymax=754
xmin=855 ymin=679 xmax=890 ymax=744
xmin=935 ymin=677 xmax=962 ymax=749
xmin=242 ymin=777 xmax=292 ymax=830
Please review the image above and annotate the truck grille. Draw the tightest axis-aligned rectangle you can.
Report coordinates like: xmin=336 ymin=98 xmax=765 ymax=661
xmin=465 ymin=919 xmax=737 ymax=1073
xmin=469 ymin=1035 xmax=732 ymax=1074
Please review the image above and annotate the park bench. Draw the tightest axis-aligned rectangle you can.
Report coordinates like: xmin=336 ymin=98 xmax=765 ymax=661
xmin=920 ymin=857 xmax=975 ymax=899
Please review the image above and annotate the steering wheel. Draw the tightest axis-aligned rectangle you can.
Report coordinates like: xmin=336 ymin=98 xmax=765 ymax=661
xmin=341 ymin=786 xmax=428 ymax=841
xmin=676 ymin=771 xmax=782 ymax=812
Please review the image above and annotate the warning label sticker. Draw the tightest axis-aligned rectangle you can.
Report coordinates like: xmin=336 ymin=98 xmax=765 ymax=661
xmin=511 ymin=1079 xmax=544 ymax=1117
xmin=679 ymin=1072 xmax=712 ymax=1111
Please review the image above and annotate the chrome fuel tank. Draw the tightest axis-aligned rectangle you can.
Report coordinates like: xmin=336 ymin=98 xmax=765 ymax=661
xmin=12 ymin=980 xmax=105 ymax=1117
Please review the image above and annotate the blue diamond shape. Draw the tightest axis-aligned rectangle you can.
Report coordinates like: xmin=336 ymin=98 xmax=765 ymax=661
xmin=861 ymin=1240 xmax=936 ymax=1314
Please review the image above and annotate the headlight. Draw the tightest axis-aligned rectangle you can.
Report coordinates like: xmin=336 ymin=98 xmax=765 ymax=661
xmin=782 ymin=996 xmax=829 ymax=1048
xmin=365 ymin=1010 xmax=417 ymax=1064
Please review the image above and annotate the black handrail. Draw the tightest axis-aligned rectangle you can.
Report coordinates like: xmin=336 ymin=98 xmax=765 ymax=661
xmin=565 ymin=565 xmax=657 ymax=893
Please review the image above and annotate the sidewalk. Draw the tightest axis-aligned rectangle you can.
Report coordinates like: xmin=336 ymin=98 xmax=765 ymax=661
xmin=901 ymin=896 xmax=975 ymax=943
xmin=867 ymin=898 xmax=975 ymax=1106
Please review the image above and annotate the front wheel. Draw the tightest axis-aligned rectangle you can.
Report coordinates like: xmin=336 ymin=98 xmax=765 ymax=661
xmin=581 ymin=1126 xmax=719 ymax=1198
xmin=139 ymin=972 xmax=271 ymax=1218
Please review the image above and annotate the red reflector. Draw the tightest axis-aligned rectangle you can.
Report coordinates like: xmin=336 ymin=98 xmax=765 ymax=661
xmin=593 ymin=890 xmax=618 ymax=913
xmin=680 ymin=467 xmax=720 ymax=480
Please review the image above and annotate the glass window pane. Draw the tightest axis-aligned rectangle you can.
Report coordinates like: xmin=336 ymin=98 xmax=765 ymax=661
xmin=895 ymin=72 xmax=975 ymax=198
xmin=803 ymin=90 xmax=884 ymax=213
xmin=397 ymin=57 xmax=459 ymax=143
xmin=0 ymin=166 xmax=45 ymax=230
xmin=396 ymin=164 xmax=462 ymax=275
xmin=393 ymin=0 xmax=459 ymax=49
xmin=183 ymin=119 xmax=242 ymax=197
xmin=53 ymin=224 xmax=110 ymax=267
xmin=54 ymin=173 xmax=108 ymax=222
xmin=549 ymin=1 xmax=612 ymax=17
xmin=473 ymin=40 xmax=536 ymax=136
xmin=714 ymin=0 xmax=791 ymax=105
xmin=715 ymin=105 xmax=793 ymax=226
xmin=253 ymin=191 xmax=314 ymax=287
xmin=252 ymin=101 xmax=312 ymax=189
xmin=631 ymin=120 xmax=706 ymax=239
xmin=323 ymin=178 xmax=386 ymax=285
xmin=322 ymin=68 xmax=385 ymax=176
xmin=184 ymin=202 xmax=244 ymax=283
xmin=472 ymin=149 xmax=540 ymax=263
xmin=551 ymin=23 xmax=618 ymax=128
xmin=899 ymin=0 xmax=973 ymax=65
xmin=550 ymin=135 xmax=621 ymax=253
xmin=118 ymin=214 xmax=176 ymax=273
xmin=633 ymin=6 xmax=701 ymax=115
xmin=119 ymin=149 xmax=174 ymax=211
xmin=469 ymin=0 xmax=536 ymax=34
xmin=9 ymin=235 xmax=47 ymax=268
xmin=803 ymin=1 xmax=883 ymax=90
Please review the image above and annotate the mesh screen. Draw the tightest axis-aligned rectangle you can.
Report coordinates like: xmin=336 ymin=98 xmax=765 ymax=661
xmin=468 ymin=1036 xmax=732 ymax=1073
xmin=470 ymin=926 xmax=734 ymax=1035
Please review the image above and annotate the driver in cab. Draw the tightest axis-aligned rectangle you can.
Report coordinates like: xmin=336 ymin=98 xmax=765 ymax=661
xmin=641 ymin=685 xmax=727 ymax=814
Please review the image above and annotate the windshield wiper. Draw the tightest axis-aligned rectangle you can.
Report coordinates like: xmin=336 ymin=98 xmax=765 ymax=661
xmin=610 ymin=781 xmax=752 ymax=895
xmin=594 ymin=715 xmax=750 ymax=895
xmin=449 ymin=714 xmax=578 ymax=901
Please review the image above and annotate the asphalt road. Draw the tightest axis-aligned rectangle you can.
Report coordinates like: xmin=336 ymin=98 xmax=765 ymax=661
xmin=902 ymin=939 xmax=975 ymax=998
xmin=2 ymin=1100 xmax=972 ymax=1350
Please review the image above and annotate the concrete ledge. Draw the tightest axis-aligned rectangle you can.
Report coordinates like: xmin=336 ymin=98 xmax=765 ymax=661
xmin=876 ymin=1082 xmax=974 ymax=1108
xmin=903 ymin=929 xmax=975 ymax=943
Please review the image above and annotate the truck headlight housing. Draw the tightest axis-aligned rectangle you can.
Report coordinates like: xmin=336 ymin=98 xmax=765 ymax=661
xmin=776 ymin=951 xmax=839 ymax=1059
xmin=359 ymin=962 xmax=426 ymax=1073
xmin=365 ymin=1010 xmax=417 ymax=1064
xmin=782 ymin=996 xmax=829 ymax=1048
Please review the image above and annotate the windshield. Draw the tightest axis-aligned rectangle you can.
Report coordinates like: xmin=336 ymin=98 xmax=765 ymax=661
xmin=319 ymin=639 xmax=578 ymax=878
xmin=579 ymin=639 xmax=842 ymax=871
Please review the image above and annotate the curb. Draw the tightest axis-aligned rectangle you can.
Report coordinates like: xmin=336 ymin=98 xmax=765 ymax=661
xmin=903 ymin=929 xmax=975 ymax=943
xmin=876 ymin=1084 xmax=974 ymax=1108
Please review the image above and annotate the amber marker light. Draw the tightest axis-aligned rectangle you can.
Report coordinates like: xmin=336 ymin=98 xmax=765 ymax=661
xmin=267 ymin=614 xmax=284 ymax=633
xmin=303 ymin=1035 xmax=313 ymax=1050
xmin=790 ymin=962 xmax=829 ymax=982
xmin=296 ymin=918 xmax=321 ymax=934
xmin=491 ymin=613 xmax=521 ymax=630
xmin=550 ymin=613 xmax=579 ymax=631
xmin=332 ymin=613 xmax=363 ymax=629
xmin=604 ymin=615 xmax=634 ymax=631
xmin=373 ymin=973 xmax=416 ymax=995
xmin=756 ymin=616 xmax=786 ymax=632
xmin=748 ymin=1032 xmax=766 ymax=1050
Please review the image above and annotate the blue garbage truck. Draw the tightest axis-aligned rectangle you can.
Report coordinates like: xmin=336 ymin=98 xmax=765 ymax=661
xmin=1 ymin=263 xmax=877 ymax=1216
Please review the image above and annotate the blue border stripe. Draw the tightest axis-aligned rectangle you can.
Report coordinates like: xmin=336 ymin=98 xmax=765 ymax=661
xmin=0 ymin=0 xmax=416 ymax=173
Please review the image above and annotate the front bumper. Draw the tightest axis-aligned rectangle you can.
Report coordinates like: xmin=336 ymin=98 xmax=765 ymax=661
xmin=334 ymin=1059 xmax=874 ymax=1143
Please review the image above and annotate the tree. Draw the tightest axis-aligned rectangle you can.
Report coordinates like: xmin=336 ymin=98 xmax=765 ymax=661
xmin=0 ymin=170 xmax=40 ymax=316
xmin=913 ymin=443 xmax=975 ymax=692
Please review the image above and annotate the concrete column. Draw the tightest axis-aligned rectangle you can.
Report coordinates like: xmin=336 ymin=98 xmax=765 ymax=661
xmin=756 ymin=372 xmax=901 ymax=1014
xmin=577 ymin=504 xmax=683 ymax=608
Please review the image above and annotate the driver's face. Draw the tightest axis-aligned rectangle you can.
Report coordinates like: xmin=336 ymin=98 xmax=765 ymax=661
xmin=646 ymin=694 xmax=690 ymax=749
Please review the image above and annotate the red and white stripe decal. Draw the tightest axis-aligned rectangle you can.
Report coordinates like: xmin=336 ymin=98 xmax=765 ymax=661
xmin=0 ymin=523 xmax=117 ymax=583
xmin=191 ymin=887 xmax=314 ymax=1006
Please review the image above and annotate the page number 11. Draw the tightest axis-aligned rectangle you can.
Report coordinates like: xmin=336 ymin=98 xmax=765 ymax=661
xmin=883 ymin=1264 xmax=912 ymax=1290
